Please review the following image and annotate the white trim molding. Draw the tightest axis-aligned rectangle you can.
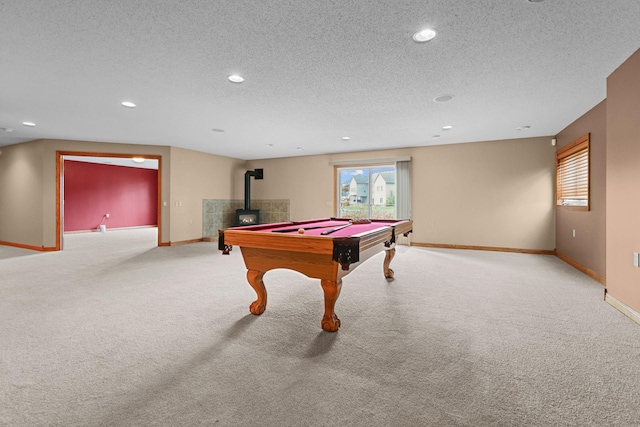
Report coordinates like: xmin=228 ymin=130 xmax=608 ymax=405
xmin=604 ymin=290 xmax=640 ymax=326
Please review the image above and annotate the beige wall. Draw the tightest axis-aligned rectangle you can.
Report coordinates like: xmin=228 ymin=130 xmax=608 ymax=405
xmin=0 ymin=138 xmax=246 ymax=249
xmin=245 ymin=148 xmax=412 ymax=221
xmin=412 ymin=138 xmax=555 ymax=250
xmin=169 ymin=146 xmax=245 ymax=243
xmin=0 ymin=140 xmax=45 ymax=248
xmin=606 ymin=48 xmax=640 ymax=313
xmin=248 ymin=137 xmax=556 ymax=251
xmin=1 ymin=135 xmax=556 ymax=252
xmin=555 ymin=101 xmax=607 ymax=278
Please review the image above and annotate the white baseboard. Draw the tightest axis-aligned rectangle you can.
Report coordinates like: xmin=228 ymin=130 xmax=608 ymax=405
xmin=605 ymin=291 xmax=640 ymax=326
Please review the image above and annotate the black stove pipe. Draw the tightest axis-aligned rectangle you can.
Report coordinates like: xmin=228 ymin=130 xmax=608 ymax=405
xmin=244 ymin=168 xmax=263 ymax=210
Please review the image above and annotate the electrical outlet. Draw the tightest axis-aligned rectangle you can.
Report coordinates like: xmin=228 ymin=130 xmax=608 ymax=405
xmin=105 ymin=213 xmax=110 ymax=218
xmin=572 ymin=229 xmax=576 ymax=238
xmin=634 ymin=252 xmax=639 ymax=268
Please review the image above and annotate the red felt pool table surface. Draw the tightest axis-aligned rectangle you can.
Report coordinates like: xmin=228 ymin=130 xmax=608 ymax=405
xmin=241 ymin=218 xmax=403 ymax=237
xmin=218 ymin=218 xmax=413 ymax=331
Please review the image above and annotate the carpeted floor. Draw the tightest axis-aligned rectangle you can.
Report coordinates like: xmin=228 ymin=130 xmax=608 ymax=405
xmin=1 ymin=228 xmax=639 ymax=426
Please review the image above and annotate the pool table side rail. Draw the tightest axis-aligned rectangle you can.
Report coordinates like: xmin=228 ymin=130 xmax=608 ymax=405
xmin=353 ymin=220 xmax=412 ymax=253
xmin=219 ymin=229 xmax=340 ymax=254
xmin=219 ymin=220 xmax=412 ymax=264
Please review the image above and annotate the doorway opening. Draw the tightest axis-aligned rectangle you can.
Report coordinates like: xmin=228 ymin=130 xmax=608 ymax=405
xmin=56 ymin=151 xmax=162 ymax=250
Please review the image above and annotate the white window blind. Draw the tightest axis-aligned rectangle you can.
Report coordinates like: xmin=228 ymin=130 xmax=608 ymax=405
xmin=556 ymin=133 xmax=589 ymax=210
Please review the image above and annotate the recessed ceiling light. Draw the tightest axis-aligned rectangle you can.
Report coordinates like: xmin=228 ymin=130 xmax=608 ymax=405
xmin=0 ymin=127 xmax=13 ymax=132
xmin=132 ymin=157 xmax=145 ymax=163
xmin=517 ymin=125 xmax=531 ymax=131
xmin=433 ymin=95 xmax=454 ymax=103
xmin=22 ymin=121 xmax=36 ymax=127
xmin=296 ymin=147 xmax=305 ymax=151
xmin=432 ymin=135 xmax=441 ymax=138
xmin=413 ymin=28 xmax=437 ymax=43
xmin=342 ymin=136 xmax=351 ymax=141
xmin=442 ymin=125 xmax=453 ymax=130
xmin=121 ymin=101 xmax=136 ymax=108
xmin=228 ymin=74 xmax=244 ymax=83
xmin=211 ymin=128 xmax=225 ymax=133
xmin=266 ymin=143 xmax=274 ymax=147
xmin=528 ymin=0 xmax=545 ymax=3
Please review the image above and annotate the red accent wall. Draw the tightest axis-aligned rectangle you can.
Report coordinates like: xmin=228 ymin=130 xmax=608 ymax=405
xmin=64 ymin=160 xmax=158 ymax=232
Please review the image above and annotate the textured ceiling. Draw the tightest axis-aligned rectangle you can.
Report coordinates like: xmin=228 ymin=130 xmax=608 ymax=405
xmin=1 ymin=0 xmax=639 ymax=160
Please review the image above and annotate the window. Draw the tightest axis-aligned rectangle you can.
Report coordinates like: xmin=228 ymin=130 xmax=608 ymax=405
xmin=556 ymin=133 xmax=589 ymax=210
xmin=336 ymin=165 xmax=396 ymax=219
xmin=332 ymin=158 xmax=411 ymax=221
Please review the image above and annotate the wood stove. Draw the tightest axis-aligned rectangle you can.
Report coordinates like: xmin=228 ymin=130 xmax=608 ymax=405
xmin=235 ymin=209 xmax=260 ymax=225
xmin=235 ymin=168 xmax=263 ymax=226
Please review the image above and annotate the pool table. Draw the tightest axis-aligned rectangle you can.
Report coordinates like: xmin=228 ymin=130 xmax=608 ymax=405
xmin=218 ymin=217 xmax=413 ymax=332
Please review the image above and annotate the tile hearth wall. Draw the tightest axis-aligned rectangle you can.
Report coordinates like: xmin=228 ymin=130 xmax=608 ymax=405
xmin=203 ymin=199 xmax=290 ymax=238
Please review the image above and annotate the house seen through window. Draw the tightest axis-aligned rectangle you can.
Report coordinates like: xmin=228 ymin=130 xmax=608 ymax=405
xmin=336 ymin=165 xmax=396 ymax=219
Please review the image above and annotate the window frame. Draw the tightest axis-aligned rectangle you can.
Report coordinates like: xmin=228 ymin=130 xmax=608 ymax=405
xmin=334 ymin=163 xmax=397 ymax=219
xmin=556 ymin=133 xmax=590 ymax=211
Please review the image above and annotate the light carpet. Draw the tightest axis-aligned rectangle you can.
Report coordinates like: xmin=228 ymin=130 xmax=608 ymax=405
xmin=1 ymin=228 xmax=639 ymax=426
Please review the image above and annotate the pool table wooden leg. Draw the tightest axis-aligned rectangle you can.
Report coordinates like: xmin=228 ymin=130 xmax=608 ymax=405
xmin=247 ymin=269 xmax=267 ymax=315
xmin=320 ymin=279 xmax=342 ymax=332
xmin=383 ymin=247 xmax=396 ymax=279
